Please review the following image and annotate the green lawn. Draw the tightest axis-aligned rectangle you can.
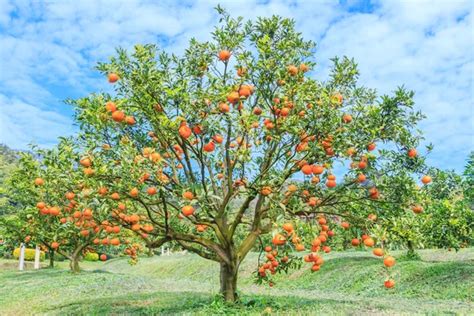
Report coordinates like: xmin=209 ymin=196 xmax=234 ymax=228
xmin=0 ymin=248 xmax=473 ymax=315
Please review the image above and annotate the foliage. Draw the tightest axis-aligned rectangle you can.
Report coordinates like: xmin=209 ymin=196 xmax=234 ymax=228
xmin=83 ymin=252 xmax=99 ymax=261
xmin=0 ymin=144 xmax=19 ymax=214
xmin=12 ymin=248 xmax=45 ymax=261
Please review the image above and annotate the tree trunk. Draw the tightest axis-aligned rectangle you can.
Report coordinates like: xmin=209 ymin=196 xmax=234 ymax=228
xmin=49 ymin=250 xmax=55 ymax=268
xmin=69 ymin=255 xmax=80 ymax=273
xmin=406 ymin=240 xmax=419 ymax=259
xmin=220 ymin=261 xmax=239 ymax=303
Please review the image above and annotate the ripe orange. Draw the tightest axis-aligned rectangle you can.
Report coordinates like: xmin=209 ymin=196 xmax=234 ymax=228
xmin=282 ymin=223 xmax=294 ymax=233
xmin=287 ymin=184 xmax=298 ymax=192
xmin=363 ymin=237 xmax=375 ymax=247
xmin=110 ymin=238 xmax=120 ymax=246
xmin=98 ymin=187 xmax=108 ymax=196
xmin=287 ymin=65 xmax=298 ymax=76
xmin=299 ymin=63 xmax=309 ymax=72
xmin=261 ymin=186 xmax=272 ymax=196
xmin=80 ymin=157 xmax=92 ymax=167
xmin=218 ymin=50 xmax=231 ymax=62
xmin=105 ymin=101 xmax=117 ymax=112
xmin=227 ymin=91 xmax=240 ymax=104
xmin=213 ymin=134 xmax=223 ymax=144
xmin=301 ymin=164 xmax=312 ymax=175
xmin=408 ymin=148 xmax=417 ymax=158
xmin=384 ymin=279 xmax=395 ymax=288
xmin=383 ymin=256 xmax=396 ymax=267
xmin=203 ymin=141 xmax=215 ymax=152
xmin=125 ymin=116 xmax=136 ymax=125
xmin=51 ymin=242 xmax=59 ymax=249
xmin=253 ymin=107 xmax=262 ymax=115
xmin=373 ymin=248 xmax=384 ymax=256
xmin=326 ymin=180 xmax=336 ymax=188
xmin=65 ymin=192 xmax=75 ymax=200
xmin=82 ymin=208 xmax=93 ymax=218
xmin=295 ymin=244 xmax=305 ymax=251
xmin=100 ymin=254 xmax=107 ymax=261
xmin=312 ymin=165 xmax=324 ymax=174
xmin=351 ymin=238 xmax=360 ymax=246
xmin=34 ymin=178 xmax=44 ymax=186
xmin=108 ymin=73 xmax=119 ymax=83
xmin=342 ymin=114 xmax=352 ymax=123
xmin=179 ymin=124 xmax=192 ymax=139
xmin=182 ymin=191 xmax=194 ymax=200
xmin=129 ymin=187 xmax=139 ymax=198
xmin=357 ymin=173 xmax=366 ymax=183
xmin=421 ymin=175 xmax=432 ymax=184
xmin=147 ymin=187 xmax=157 ymax=195
xmin=219 ymin=102 xmax=230 ymax=113
xmin=36 ymin=201 xmax=46 ymax=209
xmin=49 ymin=206 xmax=60 ymax=216
xmin=239 ymin=86 xmax=251 ymax=97
xmin=341 ymin=222 xmax=350 ymax=229
xmin=182 ymin=205 xmax=194 ymax=217
xmin=111 ymin=192 xmax=120 ymax=200
xmin=411 ymin=205 xmax=423 ymax=214
xmin=111 ymin=110 xmax=125 ymax=122
xmin=272 ymin=233 xmax=286 ymax=246
xmin=367 ymin=142 xmax=376 ymax=151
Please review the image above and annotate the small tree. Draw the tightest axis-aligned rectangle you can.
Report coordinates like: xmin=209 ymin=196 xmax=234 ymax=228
xmin=4 ymin=140 xmax=124 ymax=272
xmin=65 ymin=10 xmax=436 ymax=301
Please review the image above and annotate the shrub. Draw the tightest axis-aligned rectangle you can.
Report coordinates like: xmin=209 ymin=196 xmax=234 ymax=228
xmin=84 ymin=252 xmax=99 ymax=261
xmin=13 ymin=248 xmax=45 ymax=261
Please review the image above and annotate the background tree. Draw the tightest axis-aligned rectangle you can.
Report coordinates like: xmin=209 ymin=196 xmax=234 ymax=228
xmin=60 ymin=10 xmax=432 ymax=301
xmin=2 ymin=140 xmax=128 ymax=272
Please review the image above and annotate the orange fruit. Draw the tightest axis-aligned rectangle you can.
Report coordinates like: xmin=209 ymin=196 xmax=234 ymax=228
xmin=373 ymin=248 xmax=384 ymax=256
xmin=287 ymin=65 xmax=298 ymax=76
xmin=179 ymin=124 xmax=192 ymax=139
xmin=421 ymin=175 xmax=432 ymax=184
xmin=182 ymin=205 xmax=194 ymax=217
xmin=282 ymin=223 xmax=294 ymax=233
xmin=363 ymin=237 xmax=375 ymax=247
xmin=408 ymin=148 xmax=417 ymax=158
xmin=147 ymin=187 xmax=157 ymax=195
xmin=383 ymin=256 xmax=396 ymax=267
xmin=182 ymin=191 xmax=194 ymax=200
xmin=218 ymin=50 xmax=231 ymax=62
xmin=111 ymin=110 xmax=125 ymax=122
xmin=108 ymin=73 xmax=119 ymax=83
xmin=384 ymin=279 xmax=395 ymax=288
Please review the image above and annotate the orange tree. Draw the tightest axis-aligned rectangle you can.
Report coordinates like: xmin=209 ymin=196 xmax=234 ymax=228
xmin=69 ymin=10 xmax=432 ymax=301
xmin=2 ymin=140 xmax=130 ymax=272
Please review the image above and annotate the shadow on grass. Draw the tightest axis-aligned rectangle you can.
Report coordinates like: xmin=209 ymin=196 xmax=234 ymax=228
xmin=41 ymin=291 xmax=377 ymax=315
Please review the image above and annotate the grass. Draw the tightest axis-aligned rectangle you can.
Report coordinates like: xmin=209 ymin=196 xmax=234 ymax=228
xmin=0 ymin=248 xmax=473 ymax=315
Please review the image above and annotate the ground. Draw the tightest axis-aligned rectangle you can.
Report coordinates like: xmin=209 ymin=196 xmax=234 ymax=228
xmin=0 ymin=248 xmax=473 ymax=315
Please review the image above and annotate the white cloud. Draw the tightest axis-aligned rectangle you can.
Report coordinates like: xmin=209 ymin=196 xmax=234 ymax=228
xmin=0 ymin=0 xmax=472 ymax=172
xmin=0 ymin=94 xmax=75 ymax=149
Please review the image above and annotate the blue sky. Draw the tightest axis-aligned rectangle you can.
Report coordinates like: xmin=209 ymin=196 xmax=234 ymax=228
xmin=0 ymin=0 xmax=472 ymax=172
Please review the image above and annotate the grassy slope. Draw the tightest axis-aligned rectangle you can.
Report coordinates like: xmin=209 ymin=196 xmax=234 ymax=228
xmin=0 ymin=249 xmax=473 ymax=315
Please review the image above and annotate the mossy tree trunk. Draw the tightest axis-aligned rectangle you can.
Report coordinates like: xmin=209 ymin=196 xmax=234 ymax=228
xmin=220 ymin=260 xmax=239 ymax=303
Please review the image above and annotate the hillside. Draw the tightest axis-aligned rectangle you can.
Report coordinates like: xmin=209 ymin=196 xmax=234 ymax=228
xmin=0 ymin=248 xmax=473 ymax=315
